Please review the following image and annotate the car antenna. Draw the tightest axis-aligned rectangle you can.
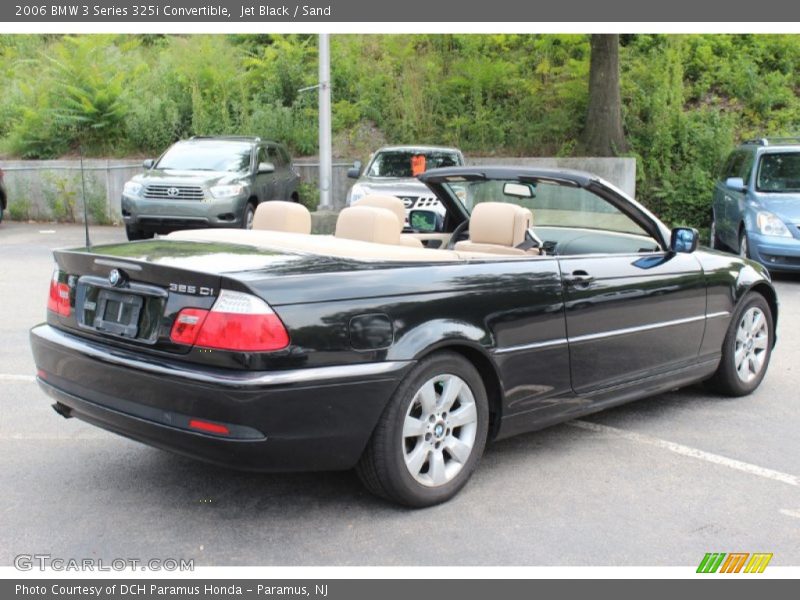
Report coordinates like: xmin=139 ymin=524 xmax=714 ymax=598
xmin=78 ymin=144 xmax=92 ymax=251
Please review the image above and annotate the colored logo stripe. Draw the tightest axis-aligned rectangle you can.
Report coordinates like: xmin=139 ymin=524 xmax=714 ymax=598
xmin=744 ymin=553 xmax=773 ymax=573
xmin=697 ymin=552 xmax=773 ymax=573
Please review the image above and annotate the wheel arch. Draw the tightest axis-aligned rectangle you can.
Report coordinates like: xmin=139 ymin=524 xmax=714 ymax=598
xmin=746 ymin=282 xmax=779 ymax=345
xmin=413 ymin=341 xmax=504 ymax=441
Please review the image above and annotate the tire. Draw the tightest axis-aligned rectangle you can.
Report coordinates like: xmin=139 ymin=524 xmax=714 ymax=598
xmin=709 ymin=217 xmax=722 ymax=250
xmin=0 ymin=204 xmax=4 ymax=224
xmin=356 ymin=352 xmax=489 ymax=507
xmin=738 ymin=228 xmax=750 ymax=259
xmin=125 ymin=225 xmax=152 ymax=241
xmin=243 ymin=201 xmax=257 ymax=230
xmin=705 ymin=292 xmax=774 ymax=397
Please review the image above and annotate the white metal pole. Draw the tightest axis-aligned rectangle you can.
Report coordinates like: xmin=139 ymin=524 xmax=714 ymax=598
xmin=318 ymin=34 xmax=333 ymax=210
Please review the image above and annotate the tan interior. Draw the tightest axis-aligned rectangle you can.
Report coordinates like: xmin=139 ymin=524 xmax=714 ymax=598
xmin=253 ymin=201 xmax=312 ymax=234
xmin=165 ymin=199 xmax=548 ymax=263
xmin=166 ymin=228 xmax=511 ymax=262
xmin=353 ymin=194 xmax=424 ymax=248
xmin=335 ymin=206 xmax=402 ymax=245
xmin=454 ymin=202 xmax=539 ymax=256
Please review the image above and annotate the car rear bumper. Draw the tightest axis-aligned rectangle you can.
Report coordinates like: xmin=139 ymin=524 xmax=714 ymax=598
xmin=747 ymin=231 xmax=800 ymax=271
xmin=30 ymin=324 xmax=410 ymax=472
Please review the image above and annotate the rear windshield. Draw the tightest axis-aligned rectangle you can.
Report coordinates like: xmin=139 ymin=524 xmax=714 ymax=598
xmin=756 ymin=152 xmax=800 ymax=192
xmin=367 ymin=150 xmax=462 ymax=178
xmin=156 ymin=142 xmax=253 ymax=172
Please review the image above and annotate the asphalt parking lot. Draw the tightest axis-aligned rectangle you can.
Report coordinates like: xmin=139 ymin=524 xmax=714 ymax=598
xmin=1 ymin=221 xmax=798 ymax=567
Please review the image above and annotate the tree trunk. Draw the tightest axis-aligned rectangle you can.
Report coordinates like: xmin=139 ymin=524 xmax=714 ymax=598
xmin=581 ymin=34 xmax=628 ymax=156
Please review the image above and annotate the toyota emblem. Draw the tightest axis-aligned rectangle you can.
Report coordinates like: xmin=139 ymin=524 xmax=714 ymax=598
xmin=166 ymin=187 xmax=180 ymax=197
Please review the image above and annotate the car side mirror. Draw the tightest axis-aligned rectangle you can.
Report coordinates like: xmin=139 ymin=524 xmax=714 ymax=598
xmin=670 ymin=227 xmax=699 ymax=254
xmin=142 ymin=159 xmax=155 ymax=169
xmin=347 ymin=160 xmax=362 ymax=179
xmin=258 ymin=161 xmax=275 ymax=174
xmin=409 ymin=209 xmax=442 ymax=233
xmin=725 ymin=177 xmax=746 ymax=191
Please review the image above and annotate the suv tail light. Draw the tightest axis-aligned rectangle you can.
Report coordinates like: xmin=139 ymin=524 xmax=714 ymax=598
xmin=47 ymin=269 xmax=71 ymax=317
xmin=170 ymin=290 xmax=289 ymax=352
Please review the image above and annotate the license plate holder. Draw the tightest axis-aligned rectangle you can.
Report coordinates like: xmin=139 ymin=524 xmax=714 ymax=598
xmin=92 ymin=289 xmax=143 ymax=338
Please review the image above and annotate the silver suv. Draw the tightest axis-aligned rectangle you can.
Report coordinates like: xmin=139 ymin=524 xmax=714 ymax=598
xmin=346 ymin=146 xmax=464 ymax=227
xmin=121 ymin=136 xmax=300 ymax=240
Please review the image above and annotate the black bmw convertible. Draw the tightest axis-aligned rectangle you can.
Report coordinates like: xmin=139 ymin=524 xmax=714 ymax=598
xmin=30 ymin=167 xmax=777 ymax=507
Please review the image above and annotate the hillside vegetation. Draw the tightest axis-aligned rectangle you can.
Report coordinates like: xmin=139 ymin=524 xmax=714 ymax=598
xmin=2 ymin=34 xmax=800 ymax=228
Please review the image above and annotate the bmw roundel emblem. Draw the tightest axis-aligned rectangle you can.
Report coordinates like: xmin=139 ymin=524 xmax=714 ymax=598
xmin=108 ymin=269 xmax=124 ymax=287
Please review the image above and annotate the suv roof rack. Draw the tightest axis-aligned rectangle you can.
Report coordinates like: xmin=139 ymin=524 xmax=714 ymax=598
xmin=743 ymin=137 xmax=800 ymax=146
xmin=189 ymin=135 xmax=262 ymax=142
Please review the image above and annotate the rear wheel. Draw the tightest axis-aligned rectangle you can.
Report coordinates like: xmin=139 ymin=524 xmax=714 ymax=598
xmin=705 ymin=292 xmax=773 ymax=396
xmin=243 ymin=201 xmax=257 ymax=230
xmin=356 ymin=352 xmax=489 ymax=507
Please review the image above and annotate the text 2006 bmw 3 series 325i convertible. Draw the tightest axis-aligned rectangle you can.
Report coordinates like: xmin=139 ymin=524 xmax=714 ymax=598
xmin=30 ymin=167 xmax=778 ymax=507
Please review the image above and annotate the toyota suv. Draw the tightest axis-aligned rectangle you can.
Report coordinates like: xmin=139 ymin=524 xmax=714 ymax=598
xmin=711 ymin=137 xmax=800 ymax=271
xmin=121 ymin=136 xmax=300 ymax=240
xmin=346 ymin=145 xmax=464 ymax=226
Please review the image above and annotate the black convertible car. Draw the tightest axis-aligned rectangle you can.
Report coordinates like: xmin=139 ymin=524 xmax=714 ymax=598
xmin=30 ymin=167 xmax=777 ymax=507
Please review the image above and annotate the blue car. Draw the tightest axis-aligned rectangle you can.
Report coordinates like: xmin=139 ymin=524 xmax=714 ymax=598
xmin=711 ymin=138 xmax=800 ymax=272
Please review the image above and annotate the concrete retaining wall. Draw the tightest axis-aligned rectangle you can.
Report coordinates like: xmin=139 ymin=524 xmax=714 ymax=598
xmin=1 ymin=156 xmax=636 ymax=222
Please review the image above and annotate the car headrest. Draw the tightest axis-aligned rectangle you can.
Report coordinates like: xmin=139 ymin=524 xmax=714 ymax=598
xmin=353 ymin=195 xmax=407 ymax=231
xmin=253 ymin=201 xmax=312 ymax=234
xmin=335 ymin=206 xmax=401 ymax=245
xmin=468 ymin=202 xmax=532 ymax=247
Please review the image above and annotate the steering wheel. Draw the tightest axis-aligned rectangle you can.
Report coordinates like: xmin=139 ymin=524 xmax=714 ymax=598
xmin=446 ymin=219 xmax=470 ymax=250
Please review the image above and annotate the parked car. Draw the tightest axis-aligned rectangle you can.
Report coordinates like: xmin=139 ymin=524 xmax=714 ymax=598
xmin=121 ymin=136 xmax=300 ymax=241
xmin=31 ymin=166 xmax=776 ymax=507
xmin=711 ymin=137 xmax=800 ymax=271
xmin=346 ymin=145 xmax=464 ymax=226
xmin=0 ymin=167 xmax=7 ymax=223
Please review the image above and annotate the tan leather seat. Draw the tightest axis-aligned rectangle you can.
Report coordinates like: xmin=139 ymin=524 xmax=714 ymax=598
xmin=454 ymin=202 xmax=538 ymax=256
xmin=353 ymin=195 xmax=423 ymax=248
xmin=335 ymin=206 xmax=401 ymax=245
xmin=253 ymin=201 xmax=312 ymax=234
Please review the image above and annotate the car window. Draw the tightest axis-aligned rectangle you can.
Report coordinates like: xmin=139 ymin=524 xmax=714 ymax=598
xmin=156 ymin=142 xmax=253 ymax=172
xmin=367 ymin=150 xmax=463 ymax=178
xmin=739 ymin=152 xmax=755 ymax=184
xmin=448 ymin=179 xmax=650 ymax=238
xmin=278 ymin=146 xmax=291 ymax=165
xmin=267 ymin=146 xmax=285 ymax=168
xmin=722 ymin=151 xmax=748 ymax=181
xmin=756 ymin=152 xmax=800 ymax=192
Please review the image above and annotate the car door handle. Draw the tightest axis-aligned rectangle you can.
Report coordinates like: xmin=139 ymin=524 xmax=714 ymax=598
xmin=564 ymin=270 xmax=594 ymax=286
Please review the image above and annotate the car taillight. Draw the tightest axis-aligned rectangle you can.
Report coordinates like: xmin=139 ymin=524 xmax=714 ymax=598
xmin=47 ymin=269 xmax=71 ymax=316
xmin=170 ymin=290 xmax=289 ymax=352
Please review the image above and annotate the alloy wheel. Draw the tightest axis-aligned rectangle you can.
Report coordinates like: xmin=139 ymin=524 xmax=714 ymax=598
xmin=734 ymin=306 xmax=769 ymax=383
xmin=401 ymin=374 xmax=478 ymax=487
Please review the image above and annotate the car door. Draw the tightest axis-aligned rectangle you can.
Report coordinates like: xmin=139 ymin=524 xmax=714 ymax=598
xmin=266 ymin=144 xmax=289 ymax=200
xmin=718 ymin=150 xmax=750 ymax=248
xmin=545 ymin=184 xmax=707 ymax=395
xmin=255 ymin=146 xmax=275 ymax=202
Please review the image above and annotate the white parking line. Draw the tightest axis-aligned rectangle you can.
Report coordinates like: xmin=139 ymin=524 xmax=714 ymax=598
xmin=569 ymin=420 xmax=800 ymax=488
xmin=0 ymin=373 xmax=36 ymax=382
xmin=779 ymin=508 xmax=800 ymax=519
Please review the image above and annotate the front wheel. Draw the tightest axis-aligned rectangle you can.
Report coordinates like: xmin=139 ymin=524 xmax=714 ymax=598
xmin=242 ymin=201 xmax=256 ymax=230
xmin=705 ymin=292 xmax=774 ymax=396
xmin=739 ymin=229 xmax=750 ymax=258
xmin=125 ymin=225 xmax=153 ymax=241
xmin=709 ymin=217 xmax=722 ymax=250
xmin=356 ymin=352 xmax=489 ymax=507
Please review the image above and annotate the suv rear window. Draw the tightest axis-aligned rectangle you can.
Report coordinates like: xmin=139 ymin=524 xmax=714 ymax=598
xmin=157 ymin=142 xmax=253 ymax=172
xmin=756 ymin=152 xmax=800 ymax=192
xmin=367 ymin=150 xmax=462 ymax=178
